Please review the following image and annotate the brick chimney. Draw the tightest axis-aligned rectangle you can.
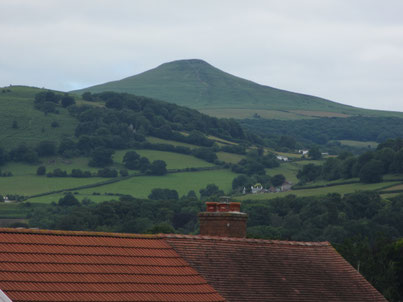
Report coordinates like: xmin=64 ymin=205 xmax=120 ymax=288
xmin=198 ymin=196 xmax=248 ymax=238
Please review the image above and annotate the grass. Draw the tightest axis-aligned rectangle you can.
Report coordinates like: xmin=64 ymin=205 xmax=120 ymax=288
xmin=113 ymin=149 xmax=214 ymax=170
xmin=338 ymin=140 xmax=379 ymax=149
xmin=290 ymin=110 xmax=351 ymax=118
xmin=0 ymin=157 xmax=102 ymax=176
xmin=206 ymin=135 xmax=237 ymax=145
xmin=29 ymin=169 xmax=238 ymax=202
xmin=265 ymin=160 xmax=324 ymax=184
xmin=146 ymin=136 xmax=199 ymax=149
xmin=235 ymin=181 xmax=400 ymax=201
xmin=0 ymin=86 xmax=77 ymax=149
xmin=72 ymin=59 xmax=403 ymax=118
xmin=0 ymin=175 xmax=106 ymax=196
xmin=382 ymin=183 xmax=403 ymax=191
xmin=27 ymin=193 xmax=121 ymax=204
xmin=199 ymin=109 xmax=314 ymax=120
xmin=216 ymin=152 xmax=245 ymax=164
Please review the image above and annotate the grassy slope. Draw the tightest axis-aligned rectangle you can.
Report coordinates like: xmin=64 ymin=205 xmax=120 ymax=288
xmin=72 ymin=59 xmax=403 ymax=118
xmin=0 ymin=86 xmax=77 ymax=149
xmin=28 ymin=169 xmax=238 ymax=203
xmin=114 ymin=149 xmax=214 ymax=169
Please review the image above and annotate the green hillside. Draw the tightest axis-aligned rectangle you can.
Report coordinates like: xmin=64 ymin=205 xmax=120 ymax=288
xmin=72 ymin=59 xmax=403 ymax=119
xmin=0 ymin=86 xmax=77 ymax=148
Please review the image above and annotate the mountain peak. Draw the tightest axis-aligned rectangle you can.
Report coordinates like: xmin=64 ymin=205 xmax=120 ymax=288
xmin=72 ymin=59 xmax=374 ymax=117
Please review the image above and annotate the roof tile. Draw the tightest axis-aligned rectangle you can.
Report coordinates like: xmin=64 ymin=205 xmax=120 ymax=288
xmin=165 ymin=235 xmax=387 ymax=302
xmin=0 ymin=229 xmax=224 ymax=302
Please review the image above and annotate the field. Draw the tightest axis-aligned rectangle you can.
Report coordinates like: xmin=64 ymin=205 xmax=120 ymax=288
xmin=0 ymin=86 xmax=77 ymax=149
xmin=266 ymin=160 xmax=324 ymax=184
xmin=113 ymin=149 xmax=214 ymax=169
xmin=27 ymin=169 xmax=238 ymax=203
xmin=216 ymin=152 xmax=244 ymax=164
xmin=145 ymin=136 xmax=198 ymax=149
xmin=0 ymin=175 xmax=106 ymax=196
xmin=235 ymin=181 xmax=399 ymax=201
xmin=290 ymin=110 xmax=350 ymax=118
xmin=199 ymin=109 xmax=314 ymax=120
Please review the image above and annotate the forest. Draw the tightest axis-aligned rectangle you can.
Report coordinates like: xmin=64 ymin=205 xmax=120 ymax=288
xmin=241 ymin=116 xmax=403 ymax=146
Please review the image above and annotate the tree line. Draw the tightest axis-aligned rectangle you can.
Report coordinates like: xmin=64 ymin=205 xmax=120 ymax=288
xmin=241 ymin=116 xmax=403 ymax=146
xmin=297 ymin=138 xmax=403 ymax=184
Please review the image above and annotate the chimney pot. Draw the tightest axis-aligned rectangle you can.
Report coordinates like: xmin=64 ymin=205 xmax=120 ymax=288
xmin=199 ymin=199 xmax=248 ymax=238
xmin=229 ymin=202 xmax=241 ymax=212
xmin=206 ymin=202 xmax=218 ymax=212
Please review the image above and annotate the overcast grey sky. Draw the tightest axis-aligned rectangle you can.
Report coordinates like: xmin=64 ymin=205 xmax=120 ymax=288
xmin=1 ymin=0 xmax=402 ymax=111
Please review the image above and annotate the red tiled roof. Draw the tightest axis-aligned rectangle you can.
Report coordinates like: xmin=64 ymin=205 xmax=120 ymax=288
xmin=0 ymin=228 xmax=225 ymax=302
xmin=164 ymin=235 xmax=387 ymax=302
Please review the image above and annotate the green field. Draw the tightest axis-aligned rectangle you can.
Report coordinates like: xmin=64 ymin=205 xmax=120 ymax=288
xmin=265 ymin=160 xmax=324 ymax=184
xmin=113 ymin=149 xmax=214 ymax=170
xmin=0 ymin=86 xmax=77 ymax=149
xmin=199 ymin=109 xmax=314 ymax=120
xmin=27 ymin=169 xmax=238 ymax=203
xmin=235 ymin=181 xmax=400 ymax=201
xmin=0 ymin=175 xmax=106 ymax=196
xmin=145 ymin=136 xmax=199 ymax=149
xmin=216 ymin=152 xmax=244 ymax=164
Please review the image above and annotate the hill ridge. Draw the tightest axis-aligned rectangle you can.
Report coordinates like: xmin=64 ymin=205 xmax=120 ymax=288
xmin=72 ymin=59 xmax=403 ymax=119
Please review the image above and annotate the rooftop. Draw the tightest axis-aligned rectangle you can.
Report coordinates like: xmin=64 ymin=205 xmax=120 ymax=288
xmin=0 ymin=228 xmax=387 ymax=302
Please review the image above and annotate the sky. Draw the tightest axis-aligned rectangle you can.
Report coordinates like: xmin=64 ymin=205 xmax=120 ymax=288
xmin=1 ymin=0 xmax=403 ymax=111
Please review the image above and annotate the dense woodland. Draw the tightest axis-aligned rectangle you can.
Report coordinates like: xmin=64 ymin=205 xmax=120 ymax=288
xmin=241 ymin=116 xmax=403 ymax=147
xmin=297 ymin=138 xmax=403 ymax=184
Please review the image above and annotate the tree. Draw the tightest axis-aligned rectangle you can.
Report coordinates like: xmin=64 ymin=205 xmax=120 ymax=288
xmin=36 ymin=141 xmax=56 ymax=157
xmin=148 ymin=188 xmax=179 ymax=200
xmin=308 ymin=147 xmax=322 ymax=160
xmin=297 ymin=163 xmax=322 ymax=183
xmin=58 ymin=193 xmax=80 ymax=206
xmin=82 ymin=92 xmax=93 ymax=101
xmin=123 ymin=151 xmax=141 ymax=169
xmin=199 ymin=184 xmax=224 ymax=199
xmin=61 ymin=95 xmax=76 ymax=107
xmin=0 ymin=147 xmax=6 ymax=166
xmin=359 ymin=159 xmax=384 ymax=183
xmin=271 ymin=174 xmax=286 ymax=187
xmin=89 ymin=148 xmax=114 ymax=167
xmin=36 ymin=166 xmax=46 ymax=176
xmin=148 ymin=160 xmax=167 ymax=175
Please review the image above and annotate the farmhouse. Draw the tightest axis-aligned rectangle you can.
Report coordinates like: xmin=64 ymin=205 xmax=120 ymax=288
xmin=0 ymin=201 xmax=387 ymax=302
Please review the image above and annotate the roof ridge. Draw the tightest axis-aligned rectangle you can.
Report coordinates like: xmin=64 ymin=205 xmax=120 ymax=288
xmin=0 ymin=228 xmax=330 ymax=246
xmin=162 ymin=234 xmax=331 ymax=246
xmin=0 ymin=228 xmax=160 ymax=239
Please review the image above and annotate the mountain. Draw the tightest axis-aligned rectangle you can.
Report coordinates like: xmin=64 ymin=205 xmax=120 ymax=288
xmin=73 ymin=59 xmax=403 ymax=119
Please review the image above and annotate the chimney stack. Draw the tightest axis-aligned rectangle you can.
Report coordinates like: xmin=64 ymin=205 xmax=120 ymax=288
xmin=198 ymin=197 xmax=248 ymax=238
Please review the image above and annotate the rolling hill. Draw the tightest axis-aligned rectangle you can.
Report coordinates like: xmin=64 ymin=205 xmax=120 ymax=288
xmin=72 ymin=59 xmax=403 ymax=119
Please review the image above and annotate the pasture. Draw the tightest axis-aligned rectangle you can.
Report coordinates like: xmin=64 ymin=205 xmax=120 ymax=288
xmin=235 ymin=181 xmax=399 ymax=201
xmin=113 ymin=149 xmax=214 ymax=169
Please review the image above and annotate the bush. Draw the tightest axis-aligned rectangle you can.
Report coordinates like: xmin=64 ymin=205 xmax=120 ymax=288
xmin=58 ymin=193 xmax=80 ymax=207
xmin=97 ymin=168 xmax=118 ymax=178
xmin=36 ymin=166 xmax=46 ymax=176
xmin=148 ymin=188 xmax=179 ymax=200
